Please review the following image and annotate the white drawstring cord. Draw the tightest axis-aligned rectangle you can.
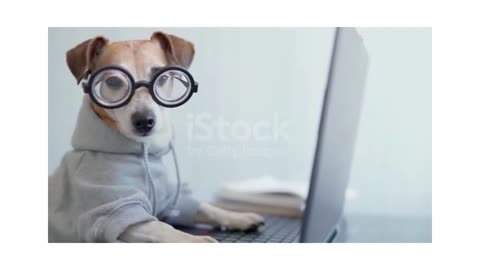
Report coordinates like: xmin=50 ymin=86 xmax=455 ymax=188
xmin=168 ymin=142 xmax=181 ymax=217
xmin=142 ymin=142 xmax=181 ymax=217
xmin=142 ymin=143 xmax=157 ymax=215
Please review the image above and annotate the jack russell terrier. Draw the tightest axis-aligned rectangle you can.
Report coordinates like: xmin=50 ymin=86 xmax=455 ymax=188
xmin=49 ymin=31 xmax=264 ymax=242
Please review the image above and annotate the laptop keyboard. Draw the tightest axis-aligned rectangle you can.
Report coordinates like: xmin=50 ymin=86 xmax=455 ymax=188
xmin=211 ymin=215 xmax=301 ymax=243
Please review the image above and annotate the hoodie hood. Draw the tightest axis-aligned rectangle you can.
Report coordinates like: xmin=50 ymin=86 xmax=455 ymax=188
xmin=71 ymin=97 xmax=171 ymax=156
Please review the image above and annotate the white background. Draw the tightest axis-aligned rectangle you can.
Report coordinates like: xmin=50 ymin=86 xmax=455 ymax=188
xmin=49 ymin=27 xmax=431 ymax=219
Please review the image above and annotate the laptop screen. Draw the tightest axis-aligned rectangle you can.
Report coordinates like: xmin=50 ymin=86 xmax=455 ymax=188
xmin=300 ymin=28 xmax=369 ymax=243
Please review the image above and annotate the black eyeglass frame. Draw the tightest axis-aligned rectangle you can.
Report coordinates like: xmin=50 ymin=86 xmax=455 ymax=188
xmin=82 ymin=65 xmax=199 ymax=109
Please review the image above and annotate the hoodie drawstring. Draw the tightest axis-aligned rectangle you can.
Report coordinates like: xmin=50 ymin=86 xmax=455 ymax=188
xmin=142 ymin=142 xmax=181 ymax=217
xmin=142 ymin=143 xmax=157 ymax=215
xmin=168 ymin=142 xmax=181 ymax=217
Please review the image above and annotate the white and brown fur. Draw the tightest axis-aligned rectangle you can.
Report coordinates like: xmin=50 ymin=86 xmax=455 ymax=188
xmin=66 ymin=32 xmax=264 ymax=243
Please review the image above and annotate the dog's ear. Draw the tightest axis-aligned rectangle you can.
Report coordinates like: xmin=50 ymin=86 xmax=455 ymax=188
xmin=66 ymin=36 xmax=109 ymax=84
xmin=150 ymin=32 xmax=195 ymax=69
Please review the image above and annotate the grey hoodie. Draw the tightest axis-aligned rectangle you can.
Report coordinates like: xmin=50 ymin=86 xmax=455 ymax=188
xmin=49 ymin=98 xmax=200 ymax=242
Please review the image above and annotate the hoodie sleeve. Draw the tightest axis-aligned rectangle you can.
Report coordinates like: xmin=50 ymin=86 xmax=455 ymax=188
xmin=69 ymin=155 xmax=157 ymax=243
xmin=162 ymin=183 xmax=201 ymax=227
xmin=77 ymin=191 xmax=157 ymax=242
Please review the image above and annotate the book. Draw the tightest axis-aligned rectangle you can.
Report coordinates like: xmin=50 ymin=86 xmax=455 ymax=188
xmin=213 ymin=176 xmax=309 ymax=217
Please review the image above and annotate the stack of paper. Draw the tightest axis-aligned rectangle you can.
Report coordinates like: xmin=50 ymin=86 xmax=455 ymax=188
xmin=213 ymin=176 xmax=309 ymax=217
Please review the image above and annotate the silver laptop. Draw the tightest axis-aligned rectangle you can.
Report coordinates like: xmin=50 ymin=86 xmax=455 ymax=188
xmin=182 ymin=27 xmax=369 ymax=243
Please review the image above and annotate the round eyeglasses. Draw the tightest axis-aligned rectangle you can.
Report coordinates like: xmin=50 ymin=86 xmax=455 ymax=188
xmin=82 ymin=65 xmax=198 ymax=109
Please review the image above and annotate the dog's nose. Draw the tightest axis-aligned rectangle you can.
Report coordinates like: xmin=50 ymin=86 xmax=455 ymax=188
xmin=132 ymin=111 xmax=156 ymax=134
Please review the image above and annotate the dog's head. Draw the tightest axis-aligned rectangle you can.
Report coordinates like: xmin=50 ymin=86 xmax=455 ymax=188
xmin=66 ymin=32 xmax=195 ymax=144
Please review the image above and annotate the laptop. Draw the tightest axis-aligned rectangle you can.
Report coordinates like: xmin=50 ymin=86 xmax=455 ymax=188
xmin=180 ymin=27 xmax=369 ymax=243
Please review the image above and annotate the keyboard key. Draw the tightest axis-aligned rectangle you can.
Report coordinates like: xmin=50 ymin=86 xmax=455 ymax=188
xmin=269 ymin=236 xmax=284 ymax=241
xmin=238 ymin=236 xmax=255 ymax=241
xmin=204 ymin=215 xmax=301 ymax=243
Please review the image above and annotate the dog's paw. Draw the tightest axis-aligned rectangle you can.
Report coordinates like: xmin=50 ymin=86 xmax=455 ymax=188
xmin=169 ymin=230 xmax=218 ymax=243
xmin=189 ymin=235 xmax=218 ymax=243
xmin=218 ymin=212 xmax=265 ymax=231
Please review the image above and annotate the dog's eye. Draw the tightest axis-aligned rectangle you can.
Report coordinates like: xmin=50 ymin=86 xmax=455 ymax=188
xmin=105 ymin=76 xmax=124 ymax=89
xmin=156 ymin=75 xmax=169 ymax=85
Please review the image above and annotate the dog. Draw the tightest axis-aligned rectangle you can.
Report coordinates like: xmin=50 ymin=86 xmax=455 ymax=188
xmin=48 ymin=31 xmax=264 ymax=243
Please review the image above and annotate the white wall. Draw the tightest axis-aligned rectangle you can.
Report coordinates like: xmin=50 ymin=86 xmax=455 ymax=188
xmin=345 ymin=28 xmax=432 ymax=217
xmin=48 ymin=27 xmax=431 ymax=219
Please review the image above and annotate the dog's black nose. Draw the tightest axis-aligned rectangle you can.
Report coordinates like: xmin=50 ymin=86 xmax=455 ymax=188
xmin=132 ymin=111 xmax=156 ymax=134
